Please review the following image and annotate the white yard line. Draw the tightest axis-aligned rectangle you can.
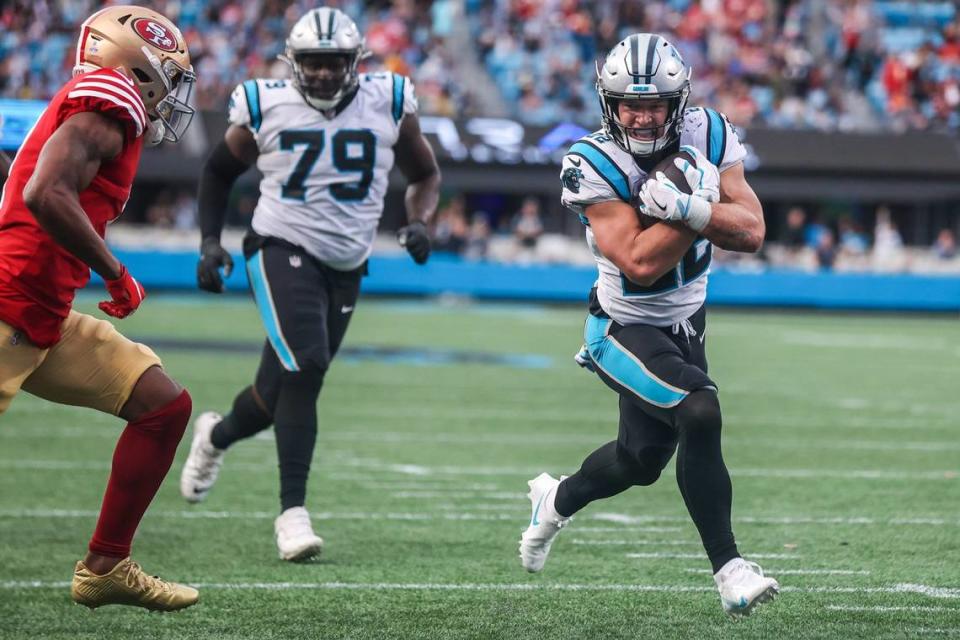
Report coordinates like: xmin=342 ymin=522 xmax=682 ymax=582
xmin=571 ymin=540 xmax=702 ymax=547
xmin=826 ymin=605 xmax=951 ymax=613
xmin=0 ymin=509 xmax=956 ymax=528
xmin=1 ymin=581 xmax=958 ymax=600
xmin=687 ymin=568 xmax=870 ymax=576
xmin=627 ymin=552 xmax=800 ymax=560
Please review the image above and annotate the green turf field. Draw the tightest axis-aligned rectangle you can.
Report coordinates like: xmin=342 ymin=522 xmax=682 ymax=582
xmin=1 ymin=296 xmax=957 ymax=639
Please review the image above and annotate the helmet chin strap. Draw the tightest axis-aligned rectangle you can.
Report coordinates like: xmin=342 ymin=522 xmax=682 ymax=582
xmin=145 ymin=119 xmax=165 ymax=146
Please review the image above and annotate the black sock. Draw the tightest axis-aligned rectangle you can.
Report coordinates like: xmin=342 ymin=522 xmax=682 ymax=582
xmin=273 ymin=369 xmax=324 ymax=512
xmin=211 ymin=385 xmax=273 ymax=450
xmin=554 ymin=441 xmax=667 ymax=517
xmin=674 ymin=391 xmax=739 ymax=573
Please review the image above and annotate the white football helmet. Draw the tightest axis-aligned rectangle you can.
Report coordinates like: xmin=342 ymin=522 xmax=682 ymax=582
xmin=596 ymin=34 xmax=691 ymax=157
xmin=279 ymin=7 xmax=368 ymax=111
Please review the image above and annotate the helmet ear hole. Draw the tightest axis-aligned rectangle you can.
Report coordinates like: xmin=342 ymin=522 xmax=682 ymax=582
xmin=132 ymin=67 xmax=152 ymax=83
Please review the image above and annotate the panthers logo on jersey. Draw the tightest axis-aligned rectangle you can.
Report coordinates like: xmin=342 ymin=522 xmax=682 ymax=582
xmin=559 ymin=106 xmax=746 ymax=327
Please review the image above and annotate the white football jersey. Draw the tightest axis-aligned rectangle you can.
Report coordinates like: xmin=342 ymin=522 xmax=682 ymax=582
xmin=228 ymin=73 xmax=417 ymax=270
xmin=560 ymin=107 xmax=746 ymax=327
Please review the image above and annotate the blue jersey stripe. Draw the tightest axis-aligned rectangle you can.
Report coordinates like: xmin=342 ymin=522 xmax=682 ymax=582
xmin=246 ymin=251 xmax=299 ymax=372
xmin=705 ymin=108 xmax=725 ymax=166
xmin=392 ymin=74 xmax=405 ymax=123
xmin=568 ymin=141 xmax=631 ymax=202
xmin=243 ymin=80 xmax=262 ymax=132
xmin=584 ymin=315 xmax=688 ymax=408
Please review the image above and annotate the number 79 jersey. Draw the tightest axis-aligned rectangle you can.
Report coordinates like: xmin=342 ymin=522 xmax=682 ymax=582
xmin=228 ymin=73 xmax=417 ymax=270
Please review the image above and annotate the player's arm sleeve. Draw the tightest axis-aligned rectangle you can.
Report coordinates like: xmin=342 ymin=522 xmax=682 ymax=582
xmin=702 ymin=108 xmax=746 ymax=173
xmin=560 ymin=143 xmax=631 ymax=217
xmin=61 ymin=71 xmax=147 ymax=141
xmin=228 ymin=81 xmax=263 ymax=139
xmin=391 ymin=74 xmax=418 ymax=124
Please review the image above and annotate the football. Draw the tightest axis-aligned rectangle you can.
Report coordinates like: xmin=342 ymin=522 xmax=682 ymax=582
xmin=638 ymin=149 xmax=696 ymax=228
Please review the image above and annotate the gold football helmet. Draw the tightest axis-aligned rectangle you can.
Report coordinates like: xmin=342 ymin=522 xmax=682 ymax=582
xmin=73 ymin=5 xmax=196 ymax=143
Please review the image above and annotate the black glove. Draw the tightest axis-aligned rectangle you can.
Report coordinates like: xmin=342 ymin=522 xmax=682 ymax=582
xmin=197 ymin=237 xmax=234 ymax=293
xmin=397 ymin=221 xmax=431 ymax=265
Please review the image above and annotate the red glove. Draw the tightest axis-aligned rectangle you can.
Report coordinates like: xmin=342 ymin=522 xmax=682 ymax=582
xmin=99 ymin=265 xmax=146 ymax=319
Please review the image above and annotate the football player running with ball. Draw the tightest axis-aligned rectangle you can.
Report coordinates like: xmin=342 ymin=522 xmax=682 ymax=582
xmin=180 ymin=7 xmax=441 ymax=562
xmin=0 ymin=6 xmax=198 ymax=611
xmin=518 ymin=34 xmax=778 ymax=617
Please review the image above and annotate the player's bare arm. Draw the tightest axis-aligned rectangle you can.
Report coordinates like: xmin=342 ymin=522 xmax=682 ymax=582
xmin=586 ymin=199 xmax=696 ymax=286
xmin=700 ymin=161 xmax=765 ymax=253
xmin=394 ymin=112 xmax=441 ymax=264
xmin=196 ymin=124 xmax=259 ymax=292
xmin=22 ymin=111 xmax=125 ymax=280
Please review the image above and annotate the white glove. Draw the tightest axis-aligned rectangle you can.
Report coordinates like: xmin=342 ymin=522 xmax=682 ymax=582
xmin=675 ymin=145 xmax=720 ymax=205
xmin=638 ymin=172 xmax=713 ymax=232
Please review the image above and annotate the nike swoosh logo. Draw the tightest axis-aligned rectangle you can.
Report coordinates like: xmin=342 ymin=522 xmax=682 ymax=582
xmin=531 ymin=488 xmax=551 ymax=526
xmin=341 ymin=305 xmax=354 ymax=314
xmin=570 ymin=157 xmax=582 ymax=167
xmin=699 ymin=333 xmax=706 ymax=344
xmin=651 ymin=194 xmax=667 ymax=210
xmin=193 ymin=487 xmax=205 ymax=494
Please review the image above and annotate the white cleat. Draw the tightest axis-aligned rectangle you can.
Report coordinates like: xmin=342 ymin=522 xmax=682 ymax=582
xmin=275 ymin=507 xmax=324 ymax=562
xmin=518 ymin=472 xmax=572 ymax=573
xmin=714 ymin=557 xmax=780 ymax=618
xmin=180 ymin=411 xmax=226 ymax=504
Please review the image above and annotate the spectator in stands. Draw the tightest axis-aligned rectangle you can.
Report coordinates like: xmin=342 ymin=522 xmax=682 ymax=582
xmin=872 ymin=205 xmax=907 ymax=271
xmin=464 ymin=212 xmax=491 ymax=261
xmin=432 ymin=196 xmax=469 ymax=255
xmin=815 ymin=228 xmax=838 ymax=270
xmin=781 ymin=206 xmax=808 ymax=251
xmin=933 ymin=228 xmax=957 ymax=260
xmin=511 ymin=197 xmax=544 ymax=250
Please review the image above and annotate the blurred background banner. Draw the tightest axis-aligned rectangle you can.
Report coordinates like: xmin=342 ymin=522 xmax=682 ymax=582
xmin=2 ymin=0 xmax=960 ymax=309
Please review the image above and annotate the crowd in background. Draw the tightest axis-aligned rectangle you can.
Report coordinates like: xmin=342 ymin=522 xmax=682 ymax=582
xmin=3 ymin=0 xmax=960 ymax=132
xmin=2 ymin=0 xmax=959 ymax=274
xmin=470 ymin=0 xmax=960 ymax=132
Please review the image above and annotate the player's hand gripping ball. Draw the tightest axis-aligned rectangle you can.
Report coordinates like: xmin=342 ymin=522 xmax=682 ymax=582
xmin=638 ymin=145 xmax=719 ymax=232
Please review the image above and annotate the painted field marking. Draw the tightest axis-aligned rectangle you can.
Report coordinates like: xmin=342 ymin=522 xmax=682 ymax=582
xmin=627 ymin=552 xmax=800 ymax=560
xmin=0 ymin=581 xmax=957 ymax=599
xmin=571 ymin=539 xmax=702 ymax=547
xmin=0 ymin=509 xmax=957 ymax=528
xmin=826 ymin=605 xmax=952 ymax=613
xmin=686 ymin=568 xmax=870 ymax=576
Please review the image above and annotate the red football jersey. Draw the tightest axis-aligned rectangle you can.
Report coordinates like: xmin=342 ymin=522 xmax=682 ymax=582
xmin=0 ymin=68 xmax=147 ymax=348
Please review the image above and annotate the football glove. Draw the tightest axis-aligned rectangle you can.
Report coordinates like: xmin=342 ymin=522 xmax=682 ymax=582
xmin=197 ymin=237 xmax=234 ymax=293
xmin=397 ymin=221 xmax=431 ymax=265
xmin=676 ymin=145 xmax=720 ymax=205
xmin=638 ymin=172 xmax=713 ymax=232
xmin=99 ymin=265 xmax=146 ymax=319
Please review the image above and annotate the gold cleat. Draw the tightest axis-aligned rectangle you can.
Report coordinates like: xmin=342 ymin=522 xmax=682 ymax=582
xmin=71 ymin=557 xmax=199 ymax=612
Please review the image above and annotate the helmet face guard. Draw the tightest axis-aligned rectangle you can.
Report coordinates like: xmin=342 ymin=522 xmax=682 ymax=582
xmin=280 ymin=7 xmax=367 ymax=111
xmin=596 ymin=34 xmax=691 ymax=158
xmin=144 ymin=49 xmax=196 ymax=142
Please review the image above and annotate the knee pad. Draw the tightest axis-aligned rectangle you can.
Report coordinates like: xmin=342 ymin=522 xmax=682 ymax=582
xmin=675 ymin=389 xmax=722 ymax=434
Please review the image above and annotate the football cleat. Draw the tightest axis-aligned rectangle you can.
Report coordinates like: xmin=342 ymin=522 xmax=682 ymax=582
xmin=519 ymin=472 xmax=572 ymax=573
xmin=275 ymin=507 xmax=324 ymax=562
xmin=180 ymin=411 xmax=226 ymax=503
xmin=714 ymin=557 xmax=779 ymax=617
xmin=71 ymin=557 xmax=198 ymax=611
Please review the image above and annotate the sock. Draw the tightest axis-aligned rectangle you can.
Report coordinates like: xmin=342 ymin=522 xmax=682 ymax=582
xmin=89 ymin=390 xmax=192 ymax=557
xmin=210 ymin=385 xmax=272 ymax=450
xmin=273 ymin=370 xmax=324 ymax=511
